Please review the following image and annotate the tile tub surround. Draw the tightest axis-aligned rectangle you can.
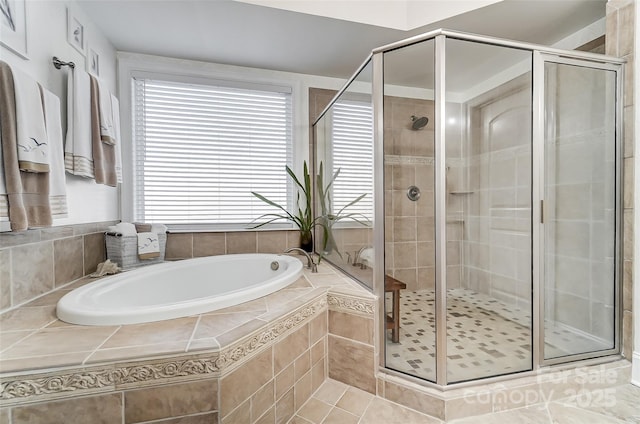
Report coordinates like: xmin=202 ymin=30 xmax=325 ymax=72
xmin=0 ymin=221 xmax=118 ymax=312
xmin=0 ymin=260 xmax=375 ymax=424
xmin=164 ymin=230 xmax=303 ymax=260
xmin=0 ymin=226 xmax=301 ymax=313
xmin=327 ymin=293 xmax=377 ymax=395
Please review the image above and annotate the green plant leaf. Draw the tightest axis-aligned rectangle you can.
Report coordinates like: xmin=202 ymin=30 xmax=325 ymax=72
xmin=286 ymin=164 xmax=306 ymax=192
xmin=337 ymin=193 xmax=367 ymax=216
xmin=248 ymin=214 xmax=292 ymax=229
xmin=250 ymin=191 xmax=296 ymax=221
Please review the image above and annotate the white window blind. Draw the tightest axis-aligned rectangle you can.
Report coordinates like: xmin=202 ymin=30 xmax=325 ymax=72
xmin=331 ymin=99 xmax=374 ymax=222
xmin=133 ymin=77 xmax=293 ymax=226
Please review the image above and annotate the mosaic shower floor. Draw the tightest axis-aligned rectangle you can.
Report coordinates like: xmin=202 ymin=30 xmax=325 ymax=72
xmin=385 ymin=288 xmax=611 ymax=382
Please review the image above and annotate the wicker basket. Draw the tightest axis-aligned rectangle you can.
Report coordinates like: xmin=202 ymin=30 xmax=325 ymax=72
xmin=105 ymin=232 xmax=167 ymax=270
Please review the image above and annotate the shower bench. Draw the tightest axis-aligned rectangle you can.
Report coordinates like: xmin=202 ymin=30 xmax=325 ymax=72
xmin=385 ymin=275 xmax=406 ymax=343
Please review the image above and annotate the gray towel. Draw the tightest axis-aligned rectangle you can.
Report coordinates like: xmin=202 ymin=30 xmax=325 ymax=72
xmin=90 ymin=75 xmax=117 ymax=187
xmin=0 ymin=61 xmax=52 ymax=231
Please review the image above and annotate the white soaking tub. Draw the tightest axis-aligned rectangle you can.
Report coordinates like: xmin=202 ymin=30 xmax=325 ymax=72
xmin=57 ymin=254 xmax=303 ymax=326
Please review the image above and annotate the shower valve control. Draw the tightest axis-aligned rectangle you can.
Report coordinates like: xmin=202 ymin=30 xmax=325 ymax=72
xmin=407 ymin=186 xmax=421 ymax=201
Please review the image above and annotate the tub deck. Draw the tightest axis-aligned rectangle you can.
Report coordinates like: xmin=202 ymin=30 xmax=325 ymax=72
xmin=0 ymin=259 xmax=371 ymax=376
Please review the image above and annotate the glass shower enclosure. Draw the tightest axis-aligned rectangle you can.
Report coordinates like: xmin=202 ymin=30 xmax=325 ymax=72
xmin=313 ymin=29 xmax=623 ymax=387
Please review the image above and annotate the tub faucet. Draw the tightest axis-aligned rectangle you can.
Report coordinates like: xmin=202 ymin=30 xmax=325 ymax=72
xmin=284 ymin=248 xmax=318 ymax=273
xmin=353 ymin=246 xmax=372 ymax=270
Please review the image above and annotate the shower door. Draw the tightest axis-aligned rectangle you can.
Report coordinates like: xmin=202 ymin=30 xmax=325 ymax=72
xmin=537 ymin=54 xmax=621 ymax=363
xmin=444 ymin=39 xmax=533 ymax=383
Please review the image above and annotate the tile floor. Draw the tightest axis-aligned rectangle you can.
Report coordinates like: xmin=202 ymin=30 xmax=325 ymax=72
xmin=386 ymin=289 xmax=611 ymax=382
xmin=292 ymin=379 xmax=640 ymax=423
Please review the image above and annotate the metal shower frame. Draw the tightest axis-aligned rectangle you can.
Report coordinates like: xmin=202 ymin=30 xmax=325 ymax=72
xmin=317 ymin=28 xmax=625 ymax=388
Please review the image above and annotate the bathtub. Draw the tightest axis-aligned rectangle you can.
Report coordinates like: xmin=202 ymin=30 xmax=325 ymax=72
xmin=57 ymin=254 xmax=303 ymax=326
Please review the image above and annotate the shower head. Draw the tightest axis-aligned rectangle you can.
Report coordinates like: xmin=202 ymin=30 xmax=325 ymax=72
xmin=411 ymin=115 xmax=429 ymax=130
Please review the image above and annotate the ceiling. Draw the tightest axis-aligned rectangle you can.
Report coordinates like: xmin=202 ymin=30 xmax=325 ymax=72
xmin=77 ymin=0 xmax=606 ymax=80
xmin=233 ymin=0 xmax=503 ymax=31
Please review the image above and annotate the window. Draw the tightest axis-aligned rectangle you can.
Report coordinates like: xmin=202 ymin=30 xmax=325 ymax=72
xmin=133 ymin=77 xmax=293 ymax=228
xmin=330 ymin=99 xmax=374 ymax=222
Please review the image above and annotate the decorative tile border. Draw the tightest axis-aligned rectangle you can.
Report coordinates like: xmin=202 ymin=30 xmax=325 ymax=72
xmin=1 ymin=354 xmax=222 ymax=404
xmin=115 ymin=355 xmax=220 ymax=388
xmin=216 ymin=295 xmax=328 ymax=374
xmin=384 ymin=155 xmax=434 ymax=166
xmin=1 ymin=367 xmax=117 ymax=402
xmin=327 ymin=292 xmax=375 ymax=316
xmin=0 ymin=294 xmax=328 ymax=405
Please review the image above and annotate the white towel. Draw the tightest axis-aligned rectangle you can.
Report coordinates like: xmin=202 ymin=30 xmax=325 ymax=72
xmin=41 ymin=89 xmax=68 ymax=219
xmin=64 ymin=68 xmax=94 ymax=178
xmin=107 ymin=222 xmax=137 ymax=236
xmin=110 ymin=94 xmax=123 ymax=183
xmin=97 ymin=80 xmax=116 ymax=145
xmin=12 ymin=69 xmax=49 ymax=173
xmin=150 ymin=223 xmax=168 ymax=234
xmin=137 ymin=232 xmax=160 ymax=260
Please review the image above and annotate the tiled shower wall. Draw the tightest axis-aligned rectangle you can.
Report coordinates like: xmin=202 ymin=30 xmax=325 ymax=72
xmin=383 ymin=95 xmax=466 ymax=291
xmin=383 ymin=95 xmax=436 ymax=291
xmin=606 ymin=0 xmax=635 ymax=360
xmin=462 ymin=79 xmax=532 ymax=311
xmin=383 ymin=95 xmax=468 ymax=292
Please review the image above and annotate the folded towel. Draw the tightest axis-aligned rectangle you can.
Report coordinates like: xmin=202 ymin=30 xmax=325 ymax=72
xmin=97 ymin=79 xmax=116 ymax=145
xmin=89 ymin=76 xmax=117 ymax=186
xmin=12 ymin=69 xmax=49 ymax=173
xmin=134 ymin=222 xmax=167 ymax=235
xmin=41 ymin=89 xmax=68 ymax=219
xmin=107 ymin=222 xmax=137 ymax=236
xmin=110 ymin=94 xmax=123 ymax=183
xmin=150 ymin=223 xmax=168 ymax=234
xmin=134 ymin=222 xmax=151 ymax=233
xmin=138 ymin=232 xmax=160 ymax=260
xmin=64 ymin=67 xmax=94 ymax=178
xmin=0 ymin=61 xmax=52 ymax=230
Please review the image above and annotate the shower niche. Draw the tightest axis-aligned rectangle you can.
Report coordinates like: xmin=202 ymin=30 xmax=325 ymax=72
xmin=313 ymin=30 xmax=623 ymax=387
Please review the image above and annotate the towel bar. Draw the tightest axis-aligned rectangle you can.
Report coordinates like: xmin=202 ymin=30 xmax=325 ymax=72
xmin=52 ymin=56 xmax=75 ymax=69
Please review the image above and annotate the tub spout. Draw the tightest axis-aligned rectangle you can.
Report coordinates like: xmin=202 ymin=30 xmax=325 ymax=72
xmin=284 ymin=248 xmax=317 ymax=273
xmin=353 ymin=246 xmax=373 ymax=270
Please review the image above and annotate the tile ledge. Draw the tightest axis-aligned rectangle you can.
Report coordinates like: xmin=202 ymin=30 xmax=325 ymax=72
xmin=0 ymin=293 xmax=328 ymax=406
xmin=0 ymin=261 xmax=377 ymax=405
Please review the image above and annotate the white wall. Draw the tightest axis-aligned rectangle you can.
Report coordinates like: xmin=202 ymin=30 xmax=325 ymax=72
xmin=0 ymin=0 xmax=119 ymax=230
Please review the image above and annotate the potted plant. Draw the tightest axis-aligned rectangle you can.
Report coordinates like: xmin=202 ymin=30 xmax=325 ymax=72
xmin=250 ymin=161 xmax=317 ymax=252
xmin=250 ymin=161 xmax=370 ymax=255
